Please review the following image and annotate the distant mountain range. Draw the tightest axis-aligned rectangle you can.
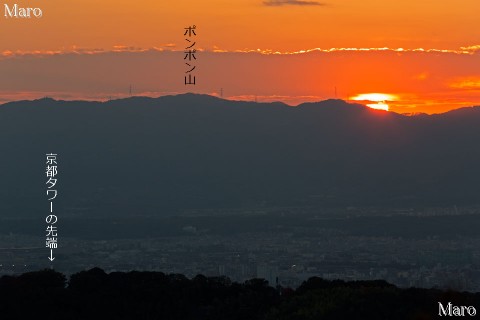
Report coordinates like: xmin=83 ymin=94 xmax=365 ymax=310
xmin=1 ymin=94 xmax=479 ymax=217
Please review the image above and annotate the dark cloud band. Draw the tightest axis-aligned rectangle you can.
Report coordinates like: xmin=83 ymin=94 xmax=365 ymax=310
xmin=263 ymin=0 xmax=326 ymax=6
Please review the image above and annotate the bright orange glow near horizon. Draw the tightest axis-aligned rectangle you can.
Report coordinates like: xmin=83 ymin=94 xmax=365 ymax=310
xmin=366 ymin=102 xmax=389 ymax=111
xmin=1 ymin=1 xmax=479 ymax=114
xmin=350 ymin=93 xmax=398 ymax=111
xmin=350 ymin=94 xmax=397 ymax=102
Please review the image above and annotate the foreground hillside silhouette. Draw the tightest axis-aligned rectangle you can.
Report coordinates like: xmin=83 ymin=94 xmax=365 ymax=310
xmin=0 ymin=268 xmax=478 ymax=320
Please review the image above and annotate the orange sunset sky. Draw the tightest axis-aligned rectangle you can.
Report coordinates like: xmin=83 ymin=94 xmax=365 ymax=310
xmin=1 ymin=0 xmax=479 ymax=114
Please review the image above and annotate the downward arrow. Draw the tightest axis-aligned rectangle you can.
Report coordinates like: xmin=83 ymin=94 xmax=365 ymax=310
xmin=48 ymin=249 xmax=55 ymax=262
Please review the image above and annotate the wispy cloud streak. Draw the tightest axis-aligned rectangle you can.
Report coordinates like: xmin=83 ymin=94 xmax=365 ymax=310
xmin=3 ymin=45 xmax=479 ymax=60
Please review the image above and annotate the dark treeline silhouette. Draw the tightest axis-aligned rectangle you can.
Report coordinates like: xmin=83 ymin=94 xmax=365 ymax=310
xmin=0 ymin=268 xmax=478 ymax=319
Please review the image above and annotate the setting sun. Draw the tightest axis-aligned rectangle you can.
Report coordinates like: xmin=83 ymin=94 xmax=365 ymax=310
xmin=350 ymin=93 xmax=398 ymax=111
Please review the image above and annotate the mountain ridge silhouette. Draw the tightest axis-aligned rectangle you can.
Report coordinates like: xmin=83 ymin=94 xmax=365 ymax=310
xmin=1 ymin=93 xmax=479 ymax=217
